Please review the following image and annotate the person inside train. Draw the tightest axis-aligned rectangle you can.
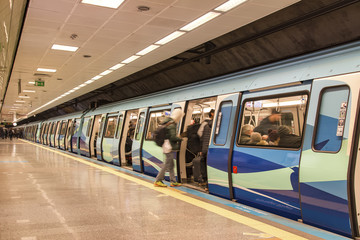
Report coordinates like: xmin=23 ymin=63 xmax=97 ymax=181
xmin=268 ymin=130 xmax=280 ymax=146
xmin=125 ymin=120 xmax=136 ymax=166
xmin=194 ymin=109 xmax=215 ymax=187
xmin=253 ymin=108 xmax=281 ymax=136
xmin=240 ymin=124 xmax=254 ymax=144
xmin=277 ymin=125 xmax=301 ymax=148
xmin=183 ymin=117 xmax=201 ymax=181
xmin=154 ymin=109 xmax=183 ymax=187
xmin=248 ymin=132 xmax=268 ymax=145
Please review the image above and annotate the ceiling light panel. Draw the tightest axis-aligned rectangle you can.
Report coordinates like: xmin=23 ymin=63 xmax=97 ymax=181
xmin=109 ymin=63 xmax=125 ymax=70
xmin=215 ymin=0 xmax=248 ymax=12
xmin=23 ymin=90 xmax=36 ymax=93
xmin=121 ymin=55 xmax=140 ymax=64
xmin=155 ymin=31 xmax=186 ymax=45
xmin=136 ymin=45 xmax=160 ymax=56
xmin=37 ymin=68 xmax=57 ymax=72
xmin=100 ymin=70 xmax=112 ymax=76
xmin=81 ymin=0 xmax=125 ymax=9
xmin=51 ymin=44 xmax=79 ymax=52
xmin=180 ymin=12 xmax=221 ymax=31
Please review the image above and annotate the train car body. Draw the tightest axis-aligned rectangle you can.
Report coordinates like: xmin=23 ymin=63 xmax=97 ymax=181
xmin=21 ymin=42 xmax=360 ymax=238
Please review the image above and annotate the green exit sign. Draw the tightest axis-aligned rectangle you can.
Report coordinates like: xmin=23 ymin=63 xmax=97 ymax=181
xmin=35 ymin=80 xmax=45 ymax=86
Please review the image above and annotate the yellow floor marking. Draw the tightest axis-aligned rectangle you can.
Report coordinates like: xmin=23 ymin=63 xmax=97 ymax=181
xmin=22 ymin=140 xmax=308 ymax=240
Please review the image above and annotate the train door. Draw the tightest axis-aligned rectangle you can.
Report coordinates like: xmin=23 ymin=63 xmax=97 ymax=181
xmin=59 ymin=120 xmax=67 ymax=150
xmin=42 ymin=123 xmax=48 ymax=145
xmin=132 ymin=108 xmax=147 ymax=172
xmin=141 ymin=106 xmax=172 ymax=177
xmin=79 ymin=117 xmax=93 ymax=157
xmin=90 ymin=115 xmax=101 ymax=158
xmin=206 ymin=93 xmax=240 ymax=198
xmin=35 ymin=124 xmax=41 ymax=143
xmin=101 ymin=113 xmax=120 ymax=165
xmin=54 ymin=121 xmax=61 ymax=148
xmin=299 ymin=80 xmax=353 ymax=236
xmin=120 ymin=110 xmax=138 ymax=168
xmin=70 ymin=118 xmax=81 ymax=154
xmin=231 ymin=84 xmax=310 ymax=221
xmin=46 ymin=122 xmax=52 ymax=145
xmin=96 ymin=114 xmax=106 ymax=160
xmin=66 ymin=119 xmax=73 ymax=152
xmin=113 ymin=112 xmax=125 ymax=165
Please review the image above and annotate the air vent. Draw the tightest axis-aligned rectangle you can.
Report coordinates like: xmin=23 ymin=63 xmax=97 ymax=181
xmin=33 ymin=73 xmax=51 ymax=77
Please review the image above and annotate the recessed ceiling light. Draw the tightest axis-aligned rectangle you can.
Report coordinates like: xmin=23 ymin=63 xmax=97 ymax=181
xmin=79 ymin=84 xmax=86 ymax=87
xmin=16 ymin=100 xmax=25 ymax=103
xmin=180 ymin=12 xmax=221 ymax=31
xmin=37 ymin=68 xmax=56 ymax=73
xmin=155 ymin=31 xmax=186 ymax=45
xmin=73 ymin=86 xmax=80 ymax=90
xmin=51 ymin=44 xmax=78 ymax=52
xmin=19 ymin=96 xmax=30 ymax=98
xmin=92 ymin=75 xmax=103 ymax=80
xmin=215 ymin=0 xmax=247 ymax=12
xmin=109 ymin=63 xmax=125 ymax=70
xmin=23 ymin=90 xmax=36 ymax=93
xmin=28 ymin=81 xmax=35 ymax=84
xmin=85 ymin=79 xmax=95 ymax=84
xmin=99 ymin=70 xmax=112 ymax=76
xmin=121 ymin=55 xmax=140 ymax=64
xmin=136 ymin=45 xmax=160 ymax=56
xmin=81 ymin=0 xmax=125 ymax=9
xmin=14 ymin=104 xmax=22 ymax=106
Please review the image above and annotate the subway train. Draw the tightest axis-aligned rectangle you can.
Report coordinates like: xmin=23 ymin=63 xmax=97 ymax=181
xmin=20 ymin=41 xmax=360 ymax=238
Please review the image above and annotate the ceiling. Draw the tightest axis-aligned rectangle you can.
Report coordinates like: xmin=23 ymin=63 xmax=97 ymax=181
xmin=0 ymin=0 xmax=300 ymax=123
xmin=1 ymin=0 xmax=360 ymax=125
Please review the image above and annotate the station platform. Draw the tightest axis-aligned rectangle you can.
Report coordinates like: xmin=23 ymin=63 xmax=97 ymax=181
xmin=0 ymin=139 xmax=351 ymax=240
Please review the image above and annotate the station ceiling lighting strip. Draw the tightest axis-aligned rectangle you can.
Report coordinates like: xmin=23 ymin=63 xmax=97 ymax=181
xmin=27 ymin=0 xmax=249 ymax=117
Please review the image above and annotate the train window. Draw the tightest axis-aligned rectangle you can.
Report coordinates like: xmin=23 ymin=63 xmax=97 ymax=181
xmin=313 ymin=86 xmax=349 ymax=152
xmin=115 ymin=115 xmax=124 ymax=139
xmin=146 ymin=110 xmax=171 ymax=140
xmin=214 ymin=101 xmax=232 ymax=145
xmin=104 ymin=116 xmax=118 ymax=138
xmin=85 ymin=118 xmax=93 ymax=137
xmin=135 ymin=112 xmax=145 ymax=141
xmin=238 ymin=93 xmax=308 ymax=148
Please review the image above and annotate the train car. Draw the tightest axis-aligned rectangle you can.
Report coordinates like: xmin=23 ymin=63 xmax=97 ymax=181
xmin=21 ymin=41 xmax=360 ymax=238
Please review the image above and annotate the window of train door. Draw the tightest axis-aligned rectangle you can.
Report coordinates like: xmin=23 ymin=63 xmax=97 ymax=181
xmin=214 ymin=101 xmax=233 ymax=145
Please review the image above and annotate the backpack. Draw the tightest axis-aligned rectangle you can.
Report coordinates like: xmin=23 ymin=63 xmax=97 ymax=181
xmin=154 ymin=121 xmax=172 ymax=147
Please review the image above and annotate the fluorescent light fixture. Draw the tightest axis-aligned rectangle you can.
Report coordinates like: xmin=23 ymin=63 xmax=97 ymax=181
xmin=110 ymin=63 xmax=125 ymax=70
xmin=81 ymin=0 xmax=125 ymax=9
xmin=64 ymin=92 xmax=70 ymax=96
xmin=121 ymin=55 xmax=140 ymax=64
xmin=215 ymin=0 xmax=247 ymax=12
xmin=73 ymin=86 xmax=80 ymax=90
xmin=136 ymin=45 xmax=160 ymax=56
xmin=92 ymin=75 xmax=103 ymax=80
xmin=23 ymin=90 xmax=36 ymax=93
xmin=51 ymin=44 xmax=78 ymax=52
xmin=19 ymin=96 xmax=30 ymax=98
xmin=180 ymin=12 xmax=221 ymax=31
xmin=68 ymin=89 xmax=75 ymax=93
xmin=28 ymin=81 xmax=35 ymax=84
xmin=79 ymin=84 xmax=86 ymax=87
xmin=155 ymin=31 xmax=185 ymax=45
xmin=37 ymin=68 xmax=56 ymax=73
xmin=14 ymin=104 xmax=22 ymax=106
xmin=263 ymin=100 xmax=303 ymax=107
xmin=16 ymin=100 xmax=25 ymax=103
xmin=99 ymin=70 xmax=112 ymax=76
xmin=85 ymin=79 xmax=94 ymax=84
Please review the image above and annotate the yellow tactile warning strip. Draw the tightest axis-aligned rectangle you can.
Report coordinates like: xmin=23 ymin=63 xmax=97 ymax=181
xmin=22 ymin=140 xmax=308 ymax=240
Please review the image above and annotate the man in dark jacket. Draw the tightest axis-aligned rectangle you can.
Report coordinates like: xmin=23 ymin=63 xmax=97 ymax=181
xmin=253 ymin=108 xmax=281 ymax=135
xmin=154 ymin=109 xmax=183 ymax=187
xmin=277 ymin=125 xmax=301 ymax=148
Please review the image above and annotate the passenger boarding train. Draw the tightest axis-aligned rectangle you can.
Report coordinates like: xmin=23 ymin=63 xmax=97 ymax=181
xmin=20 ymin=42 xmax=360 ymax=238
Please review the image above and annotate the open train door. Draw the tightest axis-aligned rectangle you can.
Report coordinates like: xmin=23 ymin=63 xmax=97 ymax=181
xmin=96 ymin=114 xmax=106 ymax=160
xmin=207 ymin=93 xmax=240 ymax=199
xmin=132 ymin=108 xmax=148 ymax=172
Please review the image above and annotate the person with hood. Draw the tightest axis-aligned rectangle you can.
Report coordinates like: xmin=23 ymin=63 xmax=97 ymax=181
xmin=277 ymin=125 xmax=301 ymax=148
xmin=253 ymin=108 xmax=281 ymax=136
xmin=154 ymin=109 xmax=184 ymax=187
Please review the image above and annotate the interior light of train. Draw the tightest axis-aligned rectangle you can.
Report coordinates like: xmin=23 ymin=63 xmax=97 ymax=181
xmin=23 ymin=90 xmax=35 ymax=92
xmin=51 ymin=44 xmax=78 ymax=52
xmin=203 ymin=107 xmax=212 ymax=112
xmin=156 ymin=113 xmax=162 ymax=117
xmin=214 ymin=0 xmax=248 ymax=12
xmin=263 ymin=100 xmax=304 ymax=107
xmin=81 ymin=0 xmax=125 ymax=9
xmin=192 ymin=110 xmax=201 ymax=114
xmin=121 ymin=55 xmax=140 ymax=64
xmin=136 ymin=45 xmax=160 ymax=56
xmin=155 ymin=31 xmax=185 ymax=45
xmin=180 ymin=12 xmax=221 ymax=32
xmin=109 ymin=63 xmax=124 ymax=70
xmin=99 ymin=70 xmax=112 ymax=76
xmin=37 ymin=68 xmax=56 ymax=72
